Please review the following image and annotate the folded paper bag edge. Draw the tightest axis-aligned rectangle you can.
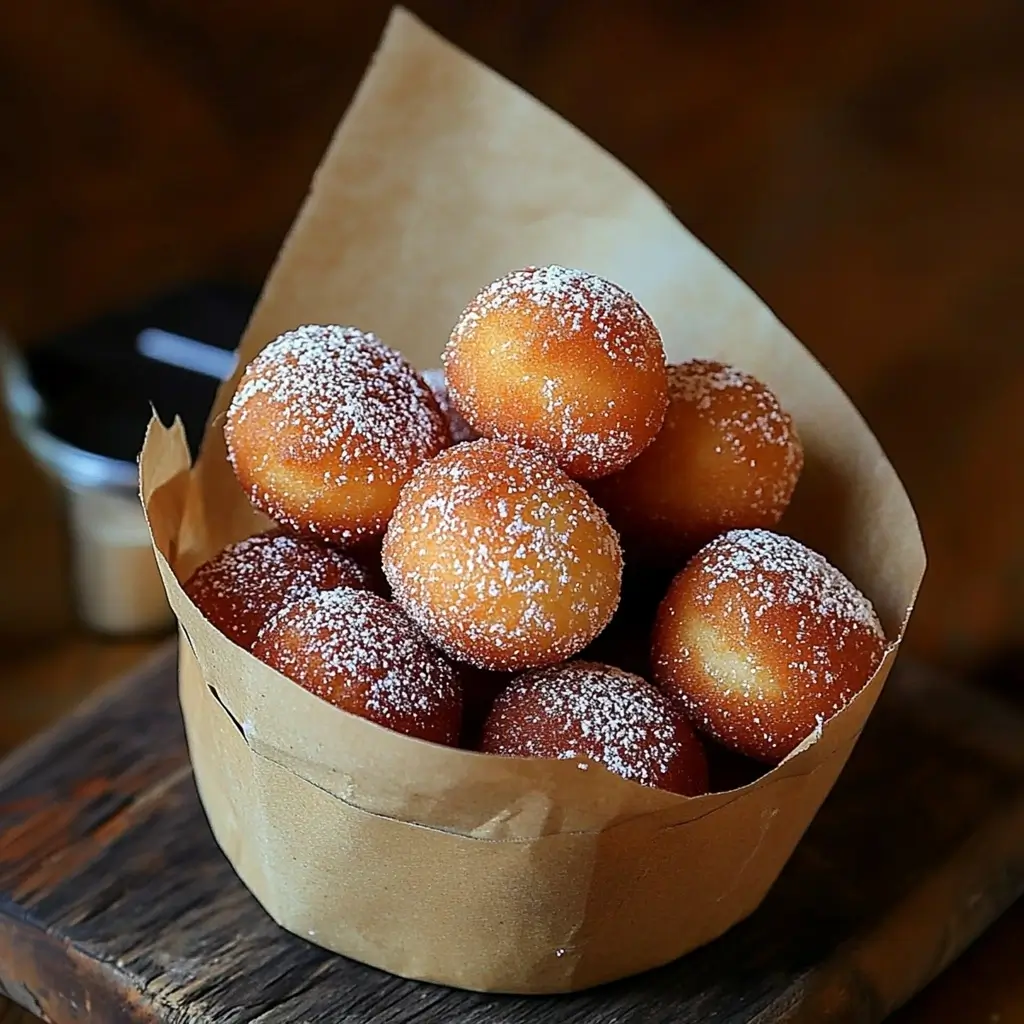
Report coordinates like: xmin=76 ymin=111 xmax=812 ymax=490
xmin=181 ymin=643 xmax=849 ymax=994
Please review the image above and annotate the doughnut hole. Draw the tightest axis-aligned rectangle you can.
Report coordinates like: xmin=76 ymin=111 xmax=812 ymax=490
xmin=480 ymin=661 xmax=708 ymax=795
xmin=651 ymin=529 xmax=887 ymax=763
xmin=225 ymin=324 xmax=449 ymax=547
xmin=590 ymin=360 xmax=803 ymax=565
xmin=253 ymin=588 xmax=462 ymax=746
xmin=444 ymin=265 xmax=668 ymax=480
xmin=382 ymin=439 xmax=623 ymax=672
xmin=182 ymin=530 xmax=379 ymax=651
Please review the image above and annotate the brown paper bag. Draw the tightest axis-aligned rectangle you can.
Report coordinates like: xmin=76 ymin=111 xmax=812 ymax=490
xmin=139 ymin=7 xmax=925 ymax=994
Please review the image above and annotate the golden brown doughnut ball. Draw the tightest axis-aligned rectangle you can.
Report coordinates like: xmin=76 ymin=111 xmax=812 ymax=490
xmin=480 ymin=661 xmax=709 ymax=795
xmin=382 ymin=439 xmax=623 ymax=672
xmin=589 ymin=360 xmax=803 ymax=565
xmin=422 ymin=368 xmax=478 ymax=444
xmin=651 ymin=529 xmax=887 ymax=763
xmin=182 ymin=530 xmax=379 ymax=651
xmin=253 ymin=588 xmax=462 ymax=746
xmin=224 ymin=325 xmax=450 ymax=548
xmin=444 ymin=265 xmax=668 ymax=480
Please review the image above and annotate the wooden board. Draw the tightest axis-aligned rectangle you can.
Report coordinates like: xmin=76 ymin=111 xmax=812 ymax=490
xmin=1 ymin=647 xmax=1024 ymax=1024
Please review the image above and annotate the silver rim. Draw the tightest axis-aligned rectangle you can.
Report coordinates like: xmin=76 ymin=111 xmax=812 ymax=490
xmin=0 ymin=333 xmax=138 ymax=493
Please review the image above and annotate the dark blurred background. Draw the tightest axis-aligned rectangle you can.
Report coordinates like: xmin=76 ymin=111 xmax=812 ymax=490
xmin=0 ymin=2 xmax=1021 ymax=1019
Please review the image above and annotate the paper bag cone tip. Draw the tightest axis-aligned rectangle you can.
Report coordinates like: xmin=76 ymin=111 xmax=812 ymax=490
xmin=139 ymin=7 xmax=925 ymax=993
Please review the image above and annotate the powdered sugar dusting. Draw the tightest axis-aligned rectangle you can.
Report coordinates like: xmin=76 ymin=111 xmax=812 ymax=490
xmin=483 ymin=661 xmax=703 ymax=792
xmin=228 ymin=325 xmax=445 ymax=467
xmin=382 ymin=440 xmax=622 ymax=671
xmin=451 ymin=266 xmax=659 ymax=359
xmin=183 ymin=530 xmax=375 ymax=650
xmin=653 ymin=528 xmax=886 ymax=762
xmin=444 ymin=267 xmax=667 ymax=477
xmin=671 ymin=361 xmax=802 ymax=510
xmin=422 ymin=367 xmax=478 ymax=444
xmin=671 ymin=362 xmax=790 ymax=445
xmin=254 ymin=588 xmax=461 ymax=745
xmin=698 ymin=529 xmax=884 ymax=637
xmin=224 ymin=325 xmax=449 ymax=545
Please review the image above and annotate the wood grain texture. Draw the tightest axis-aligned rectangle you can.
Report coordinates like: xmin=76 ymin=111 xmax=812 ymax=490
xmin=2 ymin=649 xmax=1024 ymax=1023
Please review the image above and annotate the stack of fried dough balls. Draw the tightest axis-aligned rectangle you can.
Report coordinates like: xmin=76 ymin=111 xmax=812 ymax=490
xmin=183 ymin=263 xmax=886 ymax=797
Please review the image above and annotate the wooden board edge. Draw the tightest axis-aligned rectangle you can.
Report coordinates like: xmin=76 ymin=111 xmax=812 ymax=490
xmin=755 ymin=793 xmax=1024 ymax=1023
xmin=0 ymin=904 xmax=156 ymax=1024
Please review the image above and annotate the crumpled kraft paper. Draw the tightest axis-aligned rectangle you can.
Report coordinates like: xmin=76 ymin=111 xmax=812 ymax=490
xmin=139 ymin=6 xmax=926 ymax=994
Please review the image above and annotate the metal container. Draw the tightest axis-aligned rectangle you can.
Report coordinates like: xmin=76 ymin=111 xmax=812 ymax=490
xmin=1 ymin=284 xmax=253 ymax=636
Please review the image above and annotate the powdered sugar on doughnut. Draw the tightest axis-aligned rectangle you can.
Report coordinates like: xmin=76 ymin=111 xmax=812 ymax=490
xmin=696 ymin=529 xmax=884 ymax=639
xmin=228 ymin=325 xmax=446 ymax=473
xmin=670 ymin=362 xmax=789 ymax=439
xmin=450 ymin=265 xmax=659 ymax=360
xmin=382 ymin=440 xmax=623 ymax=671
xmin=254 ymin=588 xmax=461 ymax=744
xmin=670 ymin=361 xmax=803 ymax=505
xmin=183 ymin=530 xmax=375 ymax=650
xmin=482 ymin=661 xmax=706 ymax=793
xmin=444 ymin=267 xmax=668 ymax=478
xmin=223 ymin=325 xmax=449 ymax=545
xmin=652 ymin=528 xmax=886 ymax=762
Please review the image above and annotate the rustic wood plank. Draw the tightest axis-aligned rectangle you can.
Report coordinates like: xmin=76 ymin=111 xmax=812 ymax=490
xmin=1 ymin=650 xmax=1023 ymax=1023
